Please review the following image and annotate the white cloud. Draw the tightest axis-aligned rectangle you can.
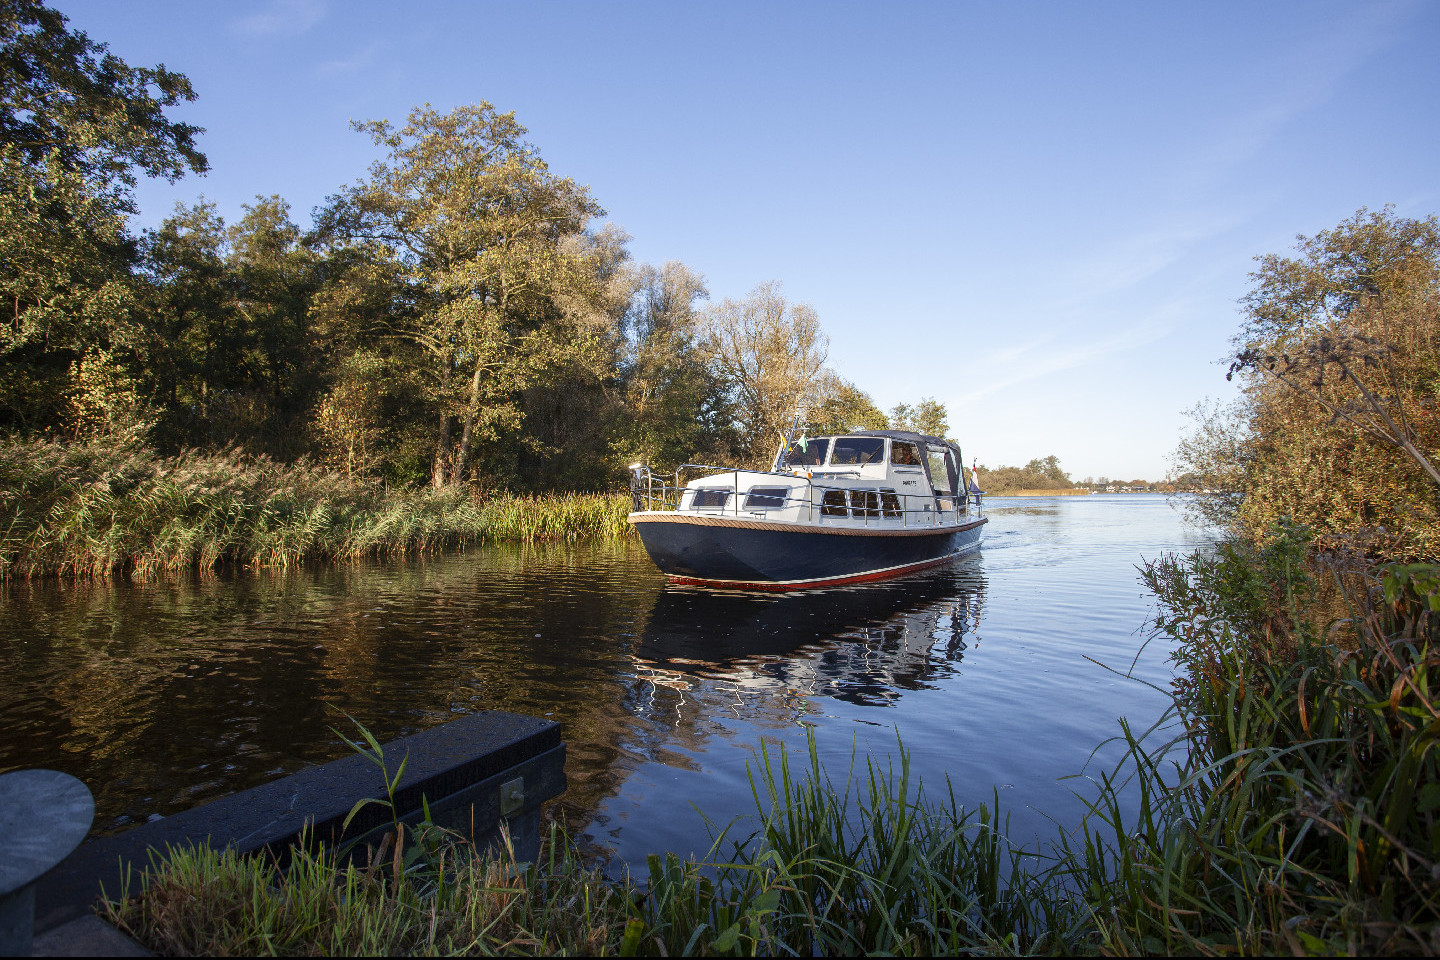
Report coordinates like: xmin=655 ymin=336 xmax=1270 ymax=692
xmin=955 ymin=316 xmax=1177 ymax=408
xmin=230 ymin=0 xmax=327 ymax=39
xmin=1054 ymin=212 xmax=1246 ymax=306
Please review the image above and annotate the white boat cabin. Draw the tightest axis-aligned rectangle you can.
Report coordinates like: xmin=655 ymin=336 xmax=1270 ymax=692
xmin=642 ymin=430 xmax=975 ymax=528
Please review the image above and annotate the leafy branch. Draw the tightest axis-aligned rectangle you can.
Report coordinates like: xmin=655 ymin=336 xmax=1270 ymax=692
xmin=1229 ymin=330 xmax=1440 ymax=490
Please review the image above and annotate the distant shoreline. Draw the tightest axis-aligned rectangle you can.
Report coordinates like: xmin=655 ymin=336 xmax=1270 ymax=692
xmin=990 ymin=490 xmax=1169 ymax=497
xmin=995 ymin=489 xmax=1093 ymax=497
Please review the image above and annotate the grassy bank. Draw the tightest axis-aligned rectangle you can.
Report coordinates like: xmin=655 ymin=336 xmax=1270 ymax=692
xmin=103 ymin=534 xmax=1440 ymax=955
xmin=0 ymin=440 xmax=633 ymax=580
xmin=106 ymin=736 xmax=1088 ymax=956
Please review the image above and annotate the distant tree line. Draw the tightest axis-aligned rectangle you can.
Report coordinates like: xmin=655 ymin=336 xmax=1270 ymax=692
xmin=1 ymin=2 xmax=954 ymax=492
xmin=976 ymin=456 xmax=1075 ymax=493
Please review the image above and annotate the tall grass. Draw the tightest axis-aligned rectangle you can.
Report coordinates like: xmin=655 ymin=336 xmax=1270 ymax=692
xmin=105 ymin=829 xmax=627 ymax=956
xmin=0 ymin=439 xmax=632 ymax=580
xmin=1094 ymin=536 xmax=1440 ymax=955
xmin=106 ymin=732 xmax=1089 ymax=957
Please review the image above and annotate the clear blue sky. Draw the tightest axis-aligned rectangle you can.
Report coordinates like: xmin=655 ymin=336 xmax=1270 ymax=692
xmin=55 ymin=0 xmax=1440 ymax=480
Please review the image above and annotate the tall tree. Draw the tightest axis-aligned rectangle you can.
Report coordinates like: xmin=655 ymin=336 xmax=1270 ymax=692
xmin=225 ymin=196 xmax=324 ymax=456
xmin=611 ymin=260 xmax=736 ymax=471
xmin=510 ymin=224 xmax=635 ymax=489
xmin=809 ymin=372 xmax=887 ymax=434
xmin=889 ymin=396 xmax=949 ymax=438
xmin=0 ymin=0 xmax=205 ymax=435
xmin=134 ymin=200 xmax=233 ymax=448
xmin=318 ymin=103 xmax=604 ymax=487
xmin=703 ymin=281 xmax=828 ymax=466
xmin=1225 ymin=207 xmax=1440 ymax=555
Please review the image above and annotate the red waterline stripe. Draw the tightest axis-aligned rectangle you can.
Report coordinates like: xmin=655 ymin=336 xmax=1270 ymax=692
xmin=665 ymin=548 xmax=974 ymax=592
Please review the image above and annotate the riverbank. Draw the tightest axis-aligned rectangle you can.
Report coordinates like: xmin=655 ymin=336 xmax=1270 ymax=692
xmin=0 ymin=440 xmax=632 ymax=580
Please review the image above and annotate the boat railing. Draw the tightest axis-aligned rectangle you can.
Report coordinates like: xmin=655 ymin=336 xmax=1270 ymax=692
xmin=629 ymin=465 xmax=983 ymax=524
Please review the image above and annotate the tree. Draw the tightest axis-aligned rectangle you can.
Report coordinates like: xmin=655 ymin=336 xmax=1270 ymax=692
xmin=611 ymin=260 xmax=736 ymax=472
xmin=134 ymin=200 xmax=234 ymax=448
xmin=1231 ymin=208 xmax=1440 ymax=488
xmin=1170 ymin=397 xmax=1249 ymax=526
xmin=977 ymin=455 xmax=1073 ymax=493
xmin=511 ymin=224 xmax=635 ymax=490
xmin=318 ymin=102 xmax=604 ymax=487
xmin=809 ymin=372 xmax=887 ymax=435
xmin=0 ymin=0 xmax=205 ymax=436
xmin=703 ymin=281 xmax=828 ymax=466
xmin=1224 ymin=207 xmax=1440 ymax=555
xmin=889 ymin=396 xmax=949 ymax=438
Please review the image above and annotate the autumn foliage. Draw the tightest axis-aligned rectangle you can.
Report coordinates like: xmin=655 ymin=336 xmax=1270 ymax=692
xmin=1196 ymin=208 xmax=1440 ymax=558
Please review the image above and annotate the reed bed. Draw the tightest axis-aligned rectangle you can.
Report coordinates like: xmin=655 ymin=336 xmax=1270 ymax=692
xmin=1098 ymin=537 xmax=1440 ymax=955
xmin=0 ymin=439 xmax=633 ymax=580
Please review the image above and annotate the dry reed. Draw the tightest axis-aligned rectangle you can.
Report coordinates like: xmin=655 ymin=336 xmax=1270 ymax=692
xmin=0 ymin=439 xmax=632 ymax=580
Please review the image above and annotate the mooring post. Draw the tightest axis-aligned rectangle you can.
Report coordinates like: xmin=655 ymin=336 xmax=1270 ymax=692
xmin=0 ymin=770 xmax=93 ymax=956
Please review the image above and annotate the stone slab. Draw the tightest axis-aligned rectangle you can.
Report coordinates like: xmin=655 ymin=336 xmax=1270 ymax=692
xmin=0 ymin=771 xmax=93 ymax=896
xmin=34 ymin=710 xmax=563 ymax=934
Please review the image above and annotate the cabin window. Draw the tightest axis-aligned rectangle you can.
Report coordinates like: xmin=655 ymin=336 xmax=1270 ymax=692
xmin=820 ymin=490 xmax=849 ymax=517
xmin=786 ymin=437 xmax=830 ymax=466
xmin=925 ymin=448 xmax=956 ymax=495
xmin=831 ymin=437 xmax=885 ymax=466
xmin=690 ymin=488 xmax=731 ymax=509
xmin=745 ymin=487 xmax=790 ymax=509
xmin=880 ymin=489 xmax=902 ymax=518
xmin=849 ymin=489 xmax=879 ymax=517
xmin=891 ymin=441 xmax=921 ymax=466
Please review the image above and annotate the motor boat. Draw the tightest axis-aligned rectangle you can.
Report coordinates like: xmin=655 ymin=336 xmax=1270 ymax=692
xmin=628 ymin=428 xmax=986 ymax=590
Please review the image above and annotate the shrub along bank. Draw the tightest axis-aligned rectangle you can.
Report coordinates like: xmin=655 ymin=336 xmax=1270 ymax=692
xmin=0 ymin=439 xmax=632 ymax=580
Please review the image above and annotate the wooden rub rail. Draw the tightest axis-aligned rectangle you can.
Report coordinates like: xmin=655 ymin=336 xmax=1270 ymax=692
xmin=34 ymin=710 xmax=565 ymax=936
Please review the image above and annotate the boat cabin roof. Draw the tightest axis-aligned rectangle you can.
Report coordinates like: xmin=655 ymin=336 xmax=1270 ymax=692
xmin=847 ymin=429 xmax=958 ymax=452
xmin=779 ymin=430 xmax=964 ymax=473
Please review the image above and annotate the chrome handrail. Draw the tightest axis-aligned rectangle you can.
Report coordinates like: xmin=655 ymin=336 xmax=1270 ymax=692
xmin=629 ymin=470 xmax=978 ymax=525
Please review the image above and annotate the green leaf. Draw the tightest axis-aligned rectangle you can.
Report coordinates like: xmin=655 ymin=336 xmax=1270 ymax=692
xmin=711 ymin=922 xmax=741 ymax=952
xmin=1417 ymin=783 xmax=1440 ymax=814
xmin=341 ymin=795 xmax=391 ymax=832
xmin=618 ymin=918 xmax=645 ymax=957
xmin=749 ymin=887 xmax=781 ymax=915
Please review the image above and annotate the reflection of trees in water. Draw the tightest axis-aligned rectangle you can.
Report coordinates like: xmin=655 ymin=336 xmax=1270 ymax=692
xmin=0 ymin=544 xmax=987 ymax=852
xmin=0 ymin=542 xmax=660 ymax=835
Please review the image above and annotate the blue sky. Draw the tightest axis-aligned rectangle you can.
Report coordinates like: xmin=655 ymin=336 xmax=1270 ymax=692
xmin=55 ymin=0 xmax=1440 ymax=480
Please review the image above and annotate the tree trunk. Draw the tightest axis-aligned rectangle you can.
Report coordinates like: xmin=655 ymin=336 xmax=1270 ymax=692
xmin=452 ymin=362 xmax=486 ymax=485
xmin=432 ymin=359 xmax=453 ymax=488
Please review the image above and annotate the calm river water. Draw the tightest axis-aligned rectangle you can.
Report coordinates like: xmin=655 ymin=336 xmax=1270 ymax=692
xmin=0 ymin=495 xmax=1210 ymax=862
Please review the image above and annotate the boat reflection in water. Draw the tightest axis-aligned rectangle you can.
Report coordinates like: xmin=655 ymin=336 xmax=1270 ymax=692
xmin=624 ymin=558 xmax=986 ymax=726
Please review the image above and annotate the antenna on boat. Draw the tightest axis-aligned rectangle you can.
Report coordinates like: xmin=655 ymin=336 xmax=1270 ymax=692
xmin=772 ymin=399 xmax=810 ymax=472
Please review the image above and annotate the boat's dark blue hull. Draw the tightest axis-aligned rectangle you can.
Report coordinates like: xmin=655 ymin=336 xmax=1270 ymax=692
xmin=630 ymin=513 xmax=986 ymax=590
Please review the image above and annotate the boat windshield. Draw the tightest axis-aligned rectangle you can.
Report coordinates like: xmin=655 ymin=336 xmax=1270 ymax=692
xmin=831 ymin=437 xmax=886 ymax=466
xmin=787 ymin=437 xmax=830 ymax=466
